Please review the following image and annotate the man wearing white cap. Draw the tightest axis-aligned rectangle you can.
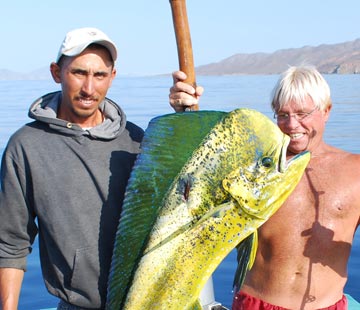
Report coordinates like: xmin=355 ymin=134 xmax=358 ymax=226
xmin=0 ymin=27 xmax=144 ymax=309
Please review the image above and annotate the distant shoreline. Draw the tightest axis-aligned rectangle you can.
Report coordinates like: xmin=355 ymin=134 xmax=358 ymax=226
xmin=1 ymin=38 xmax=360 ymax=80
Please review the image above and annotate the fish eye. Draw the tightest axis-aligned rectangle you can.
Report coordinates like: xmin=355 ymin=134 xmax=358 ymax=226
xmin=261 ymin=157 xmax=273 ymax=168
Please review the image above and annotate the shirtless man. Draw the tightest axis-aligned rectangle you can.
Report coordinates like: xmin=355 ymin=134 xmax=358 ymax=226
xmin=169 ymin=66 xmax=360 ymax=309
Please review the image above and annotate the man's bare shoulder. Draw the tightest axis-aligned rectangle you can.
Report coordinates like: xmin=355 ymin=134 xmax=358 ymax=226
xmin=336 ymin=149 xmax=360 ymax=175
xmin=340 ymin=149 xmax=360 ymax=167
xmin=311 ymin=145 xmax=360 ymax=186
xmin=334 ymin=150 xmax=360 ymax=197
xmin=323 ymin=145 xmax=360 ymax=164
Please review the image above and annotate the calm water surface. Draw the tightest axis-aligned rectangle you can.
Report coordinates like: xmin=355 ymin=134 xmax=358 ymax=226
xmin=0 ymin=75 xmax=359 ymax=309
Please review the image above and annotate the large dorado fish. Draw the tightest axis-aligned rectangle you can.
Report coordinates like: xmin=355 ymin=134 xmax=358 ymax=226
xmin=106 ymin=108 xmax=310 ymax=310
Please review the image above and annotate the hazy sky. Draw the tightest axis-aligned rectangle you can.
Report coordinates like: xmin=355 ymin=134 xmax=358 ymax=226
xmin=1 ymin=0 xmax=359 ymax=75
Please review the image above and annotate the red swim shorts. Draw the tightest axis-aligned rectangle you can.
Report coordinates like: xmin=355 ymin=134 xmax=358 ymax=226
xmin=232 ymin=291 xmax=347 ymax=310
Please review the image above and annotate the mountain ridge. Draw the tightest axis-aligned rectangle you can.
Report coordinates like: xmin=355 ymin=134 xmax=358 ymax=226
xmin=196 ymin=38 xmax=360 ymax=75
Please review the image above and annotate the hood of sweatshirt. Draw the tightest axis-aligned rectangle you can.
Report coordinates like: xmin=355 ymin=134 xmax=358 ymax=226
xmin=28 ymin=91 xmax=127 ymax=140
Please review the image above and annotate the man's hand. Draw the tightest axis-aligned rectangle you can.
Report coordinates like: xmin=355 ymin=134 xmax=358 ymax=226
xmin=169 ymin=71 xmax=204 ymax=112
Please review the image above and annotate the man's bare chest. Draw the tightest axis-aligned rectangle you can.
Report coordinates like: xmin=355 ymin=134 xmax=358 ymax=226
xmin=262 ymin=163 xmax=359 ymax=241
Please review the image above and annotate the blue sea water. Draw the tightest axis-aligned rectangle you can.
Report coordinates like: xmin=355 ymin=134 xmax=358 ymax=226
xmin=0 ymin=74 xmax=359 ymax=309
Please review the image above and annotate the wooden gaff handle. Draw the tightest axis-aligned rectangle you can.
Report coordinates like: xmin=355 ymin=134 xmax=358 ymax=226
xmin=169 ymin=0 xmax=199 ymax=111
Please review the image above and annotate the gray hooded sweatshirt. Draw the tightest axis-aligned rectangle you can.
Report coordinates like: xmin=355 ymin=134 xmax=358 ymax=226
xmin=0 ymin=91 xmax=144 ymax=309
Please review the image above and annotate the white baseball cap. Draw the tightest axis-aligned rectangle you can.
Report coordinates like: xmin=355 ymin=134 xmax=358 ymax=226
xmin=56 ymin=27 xmax=117 ymax=62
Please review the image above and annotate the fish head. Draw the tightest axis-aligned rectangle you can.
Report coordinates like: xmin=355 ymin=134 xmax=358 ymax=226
xmin=222 ymin=109 xmax=310 ymax=220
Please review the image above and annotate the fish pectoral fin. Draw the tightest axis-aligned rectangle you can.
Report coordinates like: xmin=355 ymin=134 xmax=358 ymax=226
xmin=144 ymin=201 xmax=236 ymax=255
xmin=248 ymin=230 xmax=258 ymax=270
xmin=232 ymin=230 xmax=258 ymax=293
xmin=203 ymin=200 xmax=237 ymax=219
xmin=191 ymin=299 xmax=203 ymax=310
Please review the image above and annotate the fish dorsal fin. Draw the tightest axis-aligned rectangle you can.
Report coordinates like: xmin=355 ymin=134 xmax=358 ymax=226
xmin=107 ymin=111 xmax=226 ymax=308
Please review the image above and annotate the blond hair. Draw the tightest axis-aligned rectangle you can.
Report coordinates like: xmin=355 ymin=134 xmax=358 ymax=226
xmin=271 ymin=66 xmax=332 ymax=112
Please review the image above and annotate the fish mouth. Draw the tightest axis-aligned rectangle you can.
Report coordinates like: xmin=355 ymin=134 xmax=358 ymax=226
xmin=278 ymin=135 xmax=289 ymax=173
xmin=279 ymin=135 xmax=309 ymax=173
